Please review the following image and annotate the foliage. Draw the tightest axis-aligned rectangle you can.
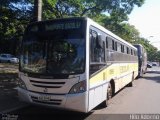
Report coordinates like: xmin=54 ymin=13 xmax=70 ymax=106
xmin=1 ymin=0 xmax=160 ymax=62
xmin=0 ymin=0 xmax=31 ymax=55
xmin=41 ymin=0 xmax=144 ymax=20
xmin=155 ymin=51 xmax=160 ymax=62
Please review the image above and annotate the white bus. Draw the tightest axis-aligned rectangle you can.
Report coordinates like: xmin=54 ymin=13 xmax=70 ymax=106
xmin=17 ymin=17 xmax=138 ymax=112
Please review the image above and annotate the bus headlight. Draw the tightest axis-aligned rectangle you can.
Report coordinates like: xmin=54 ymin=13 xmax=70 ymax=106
xmin=69 ymin=81 xmax=86 ymax=94
xmin=17 ymin=78 xmax=27 ymax=90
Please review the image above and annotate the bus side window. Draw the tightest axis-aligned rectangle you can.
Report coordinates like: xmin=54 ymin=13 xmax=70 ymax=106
xmin=115 ymin=41 xmax=117 ymax=51
xmin=89 ymin=29 xmax=105 ymax=75
xmin=131 ymin=49 xmax=133 ymax=55
xmin=127 ymin=47 xmax=129 ymax=54
xmin=121 ymin=44 xmax=124 ymax=53
xmin=124 ymin=46 xmax=127 ymax=53
xmin=112 ymin=40 xmax=115 ymax=50
xmin=90 ymin=30 xmax=104 ymax=62
xmin=117 ymin=42 xmax=121 ymax=52
xmin=90 ymin=30 xmax=97 ymax=62
xmin=106 ymin=37 xmax=108 ymax=49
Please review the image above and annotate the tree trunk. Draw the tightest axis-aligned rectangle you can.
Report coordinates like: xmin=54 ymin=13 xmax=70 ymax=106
xmin=33 ymin=0 xmax=42 ymax=22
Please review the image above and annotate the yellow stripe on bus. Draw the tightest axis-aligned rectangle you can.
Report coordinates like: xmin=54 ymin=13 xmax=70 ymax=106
xmin=89 ymin=63 xmax=138 ymax=87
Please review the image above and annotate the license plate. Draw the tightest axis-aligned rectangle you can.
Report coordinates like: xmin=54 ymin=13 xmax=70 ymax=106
xmin=38 ymin=95 xmax=51 ymax=101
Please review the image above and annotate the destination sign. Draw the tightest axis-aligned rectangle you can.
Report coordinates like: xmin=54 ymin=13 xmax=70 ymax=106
xmin=45 ymin=21 xmax=81 ymax=31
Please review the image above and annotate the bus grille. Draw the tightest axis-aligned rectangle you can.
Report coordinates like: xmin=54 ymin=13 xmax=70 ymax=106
xmin=30 ymin=79 xmax=65 ymax=88
xmin=31 ymin=96 xmax=62 ymax=105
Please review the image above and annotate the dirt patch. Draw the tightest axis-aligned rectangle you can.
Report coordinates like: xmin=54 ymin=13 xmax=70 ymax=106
xmin=0 ymin=63 xmax=18 ymax=96
xmin=0 ymin=73 xmax=18 ymax=96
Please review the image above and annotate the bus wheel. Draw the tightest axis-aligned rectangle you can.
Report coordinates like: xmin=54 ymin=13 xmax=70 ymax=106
xmin=107 ymin=83 xmax=112 ymax=100
xmin=127 ymin=74 xmax=134 ymax=87
xmin=105 ymin=83 xmax=113 ymax=107
xmin=101 ymin=82 xmax=113 ymax=107
xmin=141 ymin=70 xmax=144 ymax=77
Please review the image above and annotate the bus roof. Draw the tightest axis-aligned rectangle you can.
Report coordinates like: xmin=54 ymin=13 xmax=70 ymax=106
xmin=86 ymin=17 xmax=137 ymax=50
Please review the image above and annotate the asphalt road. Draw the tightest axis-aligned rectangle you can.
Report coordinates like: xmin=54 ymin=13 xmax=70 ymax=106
xmin=0 ymin=63 xmax=27 ymax=114
xmin=93 ymin=66 xmax=160 ymax=114
xmin=1 ymin=66 xmax=160 ymax=120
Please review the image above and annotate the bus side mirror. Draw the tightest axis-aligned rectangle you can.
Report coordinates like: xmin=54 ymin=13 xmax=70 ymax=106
xmin=96 ymin=34 xmax=103 ymax=49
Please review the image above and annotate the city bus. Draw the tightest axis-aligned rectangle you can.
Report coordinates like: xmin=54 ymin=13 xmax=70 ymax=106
xmin=133 ymin=44 xmax=147 ymax=78
xmin=17 ymin=17 xmax=138 ymax=112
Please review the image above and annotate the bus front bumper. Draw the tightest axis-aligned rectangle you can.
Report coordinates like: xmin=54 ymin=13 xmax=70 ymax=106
xmin=17 ymin=87 xmax=88 ymax=112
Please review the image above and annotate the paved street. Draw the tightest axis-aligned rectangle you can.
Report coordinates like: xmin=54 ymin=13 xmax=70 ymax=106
xmin=1 ymin=66 xmax=160 ymax=120
xmin=93 ymin=67 xmax=160 ymax=114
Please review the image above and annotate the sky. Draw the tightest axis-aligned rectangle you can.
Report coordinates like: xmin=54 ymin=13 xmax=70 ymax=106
xmin=128 ymin=0 xmax=160 ymax=50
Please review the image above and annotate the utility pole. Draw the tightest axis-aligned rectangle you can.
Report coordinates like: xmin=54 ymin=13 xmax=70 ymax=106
xmin=33 ymin=0 xmax=42 ymax=22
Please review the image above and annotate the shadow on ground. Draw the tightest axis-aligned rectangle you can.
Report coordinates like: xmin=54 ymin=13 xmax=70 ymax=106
xmin=0 ymin=73 xmax=18 ymax=96
xmin=146 ymin=70 xmax=160 ymax=74
xmin=143 ymin=70 xmax=160 ymax=83
xmin=9 ymin=105 xmax=93 ymax=120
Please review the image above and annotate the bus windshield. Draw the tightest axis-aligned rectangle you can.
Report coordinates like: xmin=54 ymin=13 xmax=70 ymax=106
xmin=20 ymin=21 xmax=85 ymax=75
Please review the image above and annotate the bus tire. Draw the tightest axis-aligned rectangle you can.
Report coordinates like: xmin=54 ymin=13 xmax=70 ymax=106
xmin=141 ymin=69 xmax=144 ymax=77
xmin=137 ymin=69 xmax=143 ymax=78
xmin=107 ymin=83 xmax=113 ymax=100
xmin=101 ymin=83 xmax=113 ymax=107
xmin=127 ymin=73 xmax=134 ymax=87
xmin=102 ymin=82 xmax=113 ymax=107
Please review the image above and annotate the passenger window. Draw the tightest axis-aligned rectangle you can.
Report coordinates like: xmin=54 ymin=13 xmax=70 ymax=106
xmin=121 ymin=44 xmax=124 ymax=53
xmin=127 ymin=47 xmax=130 ymax=54
xmin=89 ymin=29 xmax=105 ymax=75
xmin=106 ymin=37 xmax=108 ymax=48
xmin=112 ymin=40 xmax=115 ymax=50
xmin=115 ymin=42 xmax=117 ymax=51
xmin=117 ymin=42 xmax=121 ymax=52
xmin=131 ymin=49 xmax=133 ymax=55
xmin=90 ymin=30 xmax=105 ymax=63
xmin=127 ymin=47 xmax=129 ymax=54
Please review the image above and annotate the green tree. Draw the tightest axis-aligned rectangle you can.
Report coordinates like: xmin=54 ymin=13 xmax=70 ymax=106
xmin=41 ymin=0 xmax=145 ymax=20
xmin=0 ymin=0 xmax=146 ymax=56
xmin=0 ymin=0 xmax=31 ymax=55
xmin=156 ymin=51 xmax=160 ymax=63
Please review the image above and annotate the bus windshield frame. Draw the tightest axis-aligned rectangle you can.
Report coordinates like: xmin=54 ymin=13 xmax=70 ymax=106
xmin=20 ymin=19 xmax=86 ymax=76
